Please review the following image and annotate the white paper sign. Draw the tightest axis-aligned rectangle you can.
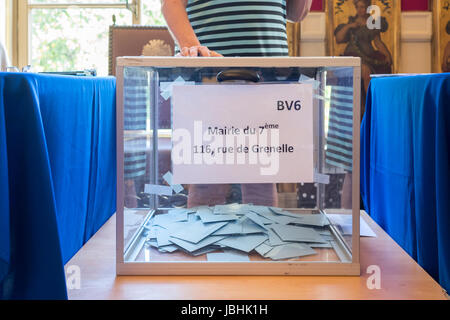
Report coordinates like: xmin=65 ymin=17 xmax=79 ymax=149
xmin=171 ymin=83 xmax=314 ymax=184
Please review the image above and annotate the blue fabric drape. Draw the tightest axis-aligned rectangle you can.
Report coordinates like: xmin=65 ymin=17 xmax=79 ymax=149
xmin=361 ymin=73 xmax=450 ymax=293
xmin=0 ymin=72 xmax=116 ymax=299
xmin=0 ymin=76 xmax=10 ymax=287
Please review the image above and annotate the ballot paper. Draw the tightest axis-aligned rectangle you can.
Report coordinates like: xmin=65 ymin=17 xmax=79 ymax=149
xmin=197 ymin=207 xmax=239 ymax=223
xmin=167 ymin=208 xmax=195 ymax=217
xmin=191 ymin=246 xmax=221 ymax=256
xmin=162 ymin=171 xmax=184 ymax=194
xmin=248 ymin=212 xmax=274 ymax=225
xmin=146 ymin=239 xmax=158 ymax=248
xmin=267 ymin=228 xmax=285 ymax=246
xmin=244 ymin=211 xmax=270 ymax=230
xmin=269 ymin=209 xmax=329 ymax=227
xmin=254 ymin=242 xmax=273 ymax=256
xmin=151 ymin=211 xmax=189 ymax=229
xmin=264 ymin=215 xmax=298 ymax=225
xmin=169 ymin=235 xmax=226 ymax=253
xmin=249 ymin=205 xmax=277 ymax=217
xmin=309 ymin=242 xmax=333 ymax=248
xmin=212 ymin=217 xmax=265 ymax=235
xmin=156 ymin=228 xmax=171 ymax=247
xmin=213 ymin=203 xmax=250 ymax=215
xmin=143 ymin=205 xmax=350 ymax=261
xmin=270 ymin=224 xmax=327 ymax=243
xmin=188 ymin=212 xmax=200 ymax=223
xmin=265 ymin=243 xmax=316 ymax=260
xmin=146 ymin=225 xmax=159 ymax=239
xmin=144 ymin=184 xmax=173 ymax=196
xmin=157 ymin=244 xmax=179 ymax=253
xmin=170 ymin=220 xmax=227 ymax=243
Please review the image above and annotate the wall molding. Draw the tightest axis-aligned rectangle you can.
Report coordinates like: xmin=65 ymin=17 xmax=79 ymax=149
xmin=301 ymin=12 xmax=326 ymax=42
xmin=401 ymin=12 xmax=433 ymax=42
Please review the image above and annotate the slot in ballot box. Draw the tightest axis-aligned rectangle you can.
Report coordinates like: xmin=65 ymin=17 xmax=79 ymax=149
xmin=116 ymin=57 xmax=361 ymax=275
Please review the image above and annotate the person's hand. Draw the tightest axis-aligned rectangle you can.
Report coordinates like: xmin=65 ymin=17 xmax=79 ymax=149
xmin=176 ymin=45 xmax=223 ymax=57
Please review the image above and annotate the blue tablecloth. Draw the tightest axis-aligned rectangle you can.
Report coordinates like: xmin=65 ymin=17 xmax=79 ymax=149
xmin=0 ymin=72 xmax=116 ymax=299
xmin=361 ymin=73 xmax=450 ymax=292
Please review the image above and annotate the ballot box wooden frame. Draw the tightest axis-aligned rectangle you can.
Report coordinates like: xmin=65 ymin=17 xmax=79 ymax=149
xmin=116 ymin=57 xmax=361 ymax=276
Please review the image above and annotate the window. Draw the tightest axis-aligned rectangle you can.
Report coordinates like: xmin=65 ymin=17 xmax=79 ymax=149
xmin=142 ymin=0 xmax=165 ymax=25
xmin=0 ymin=1 xmax=6 ymax=45
xmin=16 ymin=0 xmax=165 ymax=75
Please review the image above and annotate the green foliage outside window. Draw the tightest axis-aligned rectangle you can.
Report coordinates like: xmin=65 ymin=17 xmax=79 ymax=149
xmin=31 ymin=1 xmax=166 ymax=75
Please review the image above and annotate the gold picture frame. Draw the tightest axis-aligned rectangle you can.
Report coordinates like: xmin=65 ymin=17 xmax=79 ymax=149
xmin=432 ymin=0 xmax=450 ymax=72
xmin=286 ymin=22 xmax=301 ymax=56
xmin=108 ymin=25 xmax=175 ymax=76
xmin=326 ymin=0 xmax=400 ymax=74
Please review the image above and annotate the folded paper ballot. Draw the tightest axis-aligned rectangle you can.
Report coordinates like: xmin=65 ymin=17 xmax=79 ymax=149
xmin=270 ymin=224 xmax=327 ymax=243
xmin=170 ymin=220 xmax=227 ymax=244
xmin=197 ymin=207 xmax=239 ymax=223
xmin=265 ymin=243 xmax=316 ymax=260
xmin=212 ymin=217 xmax=265 ymax=235
xmin=145 ymin=204 xmax=337 ymax=261
xmin=169 ymin=235 xmax=226 ymax=253
xmin=157 ymin=244 xmax=179 ymax=253
xmin=191 ymin=247 xmax=220 ymax=256
xmin=213 ymin=203 xmax=251 ymax=215
xmin=156 ymin=227 xmax=171 ymax=247
xmin=268 ymin=209 xmax=329 ymax=227
xmin=267 ymin=228 xmax=285 ymax=246
xmin=309 ymin=242 xmax=334 ymax=248
xmin=218 ymin=234 xmax=268 ymax=253
xmin=254 ymin=242 xmax=273 ymax=256
xmin=162 ymin=171 xmax=184 ymax=194
xmin=244 ymin=211 xmax=270 ymax=230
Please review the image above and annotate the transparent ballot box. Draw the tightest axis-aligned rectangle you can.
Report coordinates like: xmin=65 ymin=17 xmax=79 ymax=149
xmin=116 ymin=57 xmax=361 ymax=275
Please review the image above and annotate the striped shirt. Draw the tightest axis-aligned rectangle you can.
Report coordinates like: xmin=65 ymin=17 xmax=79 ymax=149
xmin=186 ymin=0 xmax=289 ymax=56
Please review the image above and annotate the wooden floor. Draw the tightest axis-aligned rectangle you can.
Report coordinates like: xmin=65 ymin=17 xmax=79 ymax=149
xmin=66 ymin=211 xmax=447 ymax=300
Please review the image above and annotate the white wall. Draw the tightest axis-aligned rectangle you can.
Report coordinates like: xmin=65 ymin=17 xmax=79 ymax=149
xmin=0 ymin=0 xmax=6 ymax=46
xmin=300 ymin=12 xmax=433 ymax=74
xmin=300 ymin=12 xmax=326 ymax=57
xmin=399 ymin=12 xmax=432 ymax=73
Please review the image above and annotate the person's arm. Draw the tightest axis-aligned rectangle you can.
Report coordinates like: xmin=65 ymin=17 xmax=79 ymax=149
xmin=373 ymin=34 xmax=392 ymax=66
xmin=286 ymin=0 xmax=312 ymax=22
xmin=161 ymin=0 xmax=222 ymax=56
xmin=335 ymin=20 xmax=360 ymax=43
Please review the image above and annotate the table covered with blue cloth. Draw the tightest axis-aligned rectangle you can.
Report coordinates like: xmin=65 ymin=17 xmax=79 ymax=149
xmin=361 ymin=73 xmax=450 ymax=292
xmin=0 ymin=72 xmax=116 ymax=299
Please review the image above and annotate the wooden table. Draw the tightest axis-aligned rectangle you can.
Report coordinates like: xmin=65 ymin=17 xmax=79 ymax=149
xmin=66 ymin=211 xmax=447 ymax=300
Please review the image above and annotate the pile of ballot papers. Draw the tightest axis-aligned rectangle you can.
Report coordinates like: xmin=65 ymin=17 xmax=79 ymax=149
xmin=144 ymin=204 xmax=335 ymax=261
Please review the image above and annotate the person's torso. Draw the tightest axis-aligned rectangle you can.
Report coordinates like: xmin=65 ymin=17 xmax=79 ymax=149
xmin=186 ymin=0 xmax=288 ymax=56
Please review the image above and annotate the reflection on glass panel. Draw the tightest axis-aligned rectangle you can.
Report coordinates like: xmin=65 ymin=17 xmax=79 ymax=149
xmin=30 ymin=8 xmax=131 ymax=75
xmin=142 ymin=0 xmax=166 ymax=25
